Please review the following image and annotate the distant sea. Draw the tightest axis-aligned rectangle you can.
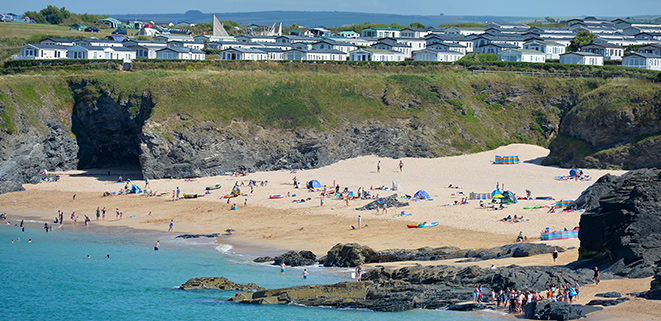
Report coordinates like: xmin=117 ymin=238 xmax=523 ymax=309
xmin=0 ymin=218 xmax=509 ymax=320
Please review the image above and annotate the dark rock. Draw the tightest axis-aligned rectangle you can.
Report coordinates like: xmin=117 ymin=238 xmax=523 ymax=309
xmin=323 ymin=243 xmax=379 ymax=267
xmin=175 ymin=233 xmax=220 ymax=239
xmin=445 ymin=303 xmax=488 ymax=311
xmin=587 ymin=297 xmax=629 ymax=306
xmin=273 ymin=250 xmax=316 ymax=267
xmin=355 ymin=194 xmax=409 ymax=211
xmin=525 ymin=299 xmax=602 ymax=320
xmin=140 ymin=121 xmax=437 ymax=179
xmin=228 ymin=264 xmax=603 ymax=312
xmin=179 ymin=277 xmax=263 ymax=291
xmin=253 ymin=256 xmax=274 ymax=263
xmin=639 ymin=272 xmax=661 ymax=300
xmin=577 ymin=169 xmax=661 ymax=278
xmin=594 ymin=291 xmax=621 ymax=298
xmin=375 ymin=243 xmax=562 ymax=263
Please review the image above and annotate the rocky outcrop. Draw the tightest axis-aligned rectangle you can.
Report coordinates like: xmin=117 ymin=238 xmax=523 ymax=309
xmin=0 ymin=100 xmax=78 ymax=194
xmin=639 ymin=272 xmax=661 ymax=300
xmin=543 ymin=83 xmax=661 ymax=169
xmin=70 ymin=83 xmax=153 ymax=169
xmin=445 ymin=303 xmax=489 ymax=311
xmin=577 ymin=169 xmax=661 ymax=278
xmin=595 ymin=291 xmax=621 ymax=298
xmin=355 ymin=194 xmax=409 ymax=211
xmin=229 ymin=264 xmax=602 ymax=313
xmin=525 ymin=299 xmax=602 ymax=320
xmin=587 ymin=297 xmax=629 ymax=306
xmin=179 ymin=277 xmax=263 ymax=291
xmin=273 ymin=250 xmax=316 ymax=267
xmin=320 ymin=242 xmax=564 ymax=267
xmin=321 ymin=243 xmax=380 ymax=267
xmin=175 ymin=233 xmax=220 ymax=239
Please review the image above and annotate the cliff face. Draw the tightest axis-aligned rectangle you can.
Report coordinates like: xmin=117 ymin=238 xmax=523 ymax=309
xmin=543 ymin=83 xmax=661 ymax=169
xmin=0 ymin=69 xmax=659 ymax=192
xmin=0 ymin=77 xmax=78 ymax=193
xmin=139 ymin=118 xmax=436 ymax=178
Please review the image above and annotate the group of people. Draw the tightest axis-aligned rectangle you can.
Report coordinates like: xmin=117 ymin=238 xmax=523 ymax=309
xmin=486 ymin=282 xmax=581 ymax=314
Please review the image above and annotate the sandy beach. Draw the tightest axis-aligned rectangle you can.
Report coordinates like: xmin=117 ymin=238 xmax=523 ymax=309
xmin=2 ymin=144 xmax=659 ymax=319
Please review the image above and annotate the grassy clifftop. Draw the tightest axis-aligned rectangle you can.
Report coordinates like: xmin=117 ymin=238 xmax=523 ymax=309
xmin=1 ymin=64 xmax=659 ymax=166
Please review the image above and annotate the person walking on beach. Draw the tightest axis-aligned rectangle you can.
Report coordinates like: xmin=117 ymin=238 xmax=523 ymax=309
xmin=552 ymin=248 xmax=559 ymax=263
xmin=377 ymin=160 xmax=380 ymax=173
xmin=102 ymin=207 xmax=106 ymax=220
xmin=399 ymin=160 xmax=404 ymax=172
xmin=358 ymin=215 xmax=362 ymax=229
xmin=356 ymin=264 xmax=363 ymax=282
xmin=154 ymin=240 xmax=160 ymax=251
xmin=96 ymin=207 xmax=100 ymax=220
xmin=176 ymin=187 xmax=180 ymax=200
xmin=168 ymin=220 xmax=174 ymax=233
xmin=593 ymin=266 xmax=599 ymax=285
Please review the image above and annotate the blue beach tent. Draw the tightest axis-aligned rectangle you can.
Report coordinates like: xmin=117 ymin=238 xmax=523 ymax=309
xmin=413 ymin=190 xmax=430 ymax=199
xmin=128 ymin=184 xmax=143 ymax=194
xmin=307 ymin=180 xmax=322 ymax=189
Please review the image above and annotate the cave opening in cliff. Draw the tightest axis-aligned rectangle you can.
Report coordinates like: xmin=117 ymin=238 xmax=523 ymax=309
xmin=70 ymin=85 xmax=153 ymax=171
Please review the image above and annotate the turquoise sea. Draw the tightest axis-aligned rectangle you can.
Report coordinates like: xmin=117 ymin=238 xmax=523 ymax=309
xmin=0 ymin=219 xmax=509 ymax=320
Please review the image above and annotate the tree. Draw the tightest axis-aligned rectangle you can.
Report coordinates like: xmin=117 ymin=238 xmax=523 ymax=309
xmin=24 ymin=11 xmax=45 ymax=24
xmin=409 ymin=22 xmax=426 ymax=29
xmin=568 ymin=30 xmax=596 ymax=52
xmin=39 ymin=5 xmax=71 ymax=24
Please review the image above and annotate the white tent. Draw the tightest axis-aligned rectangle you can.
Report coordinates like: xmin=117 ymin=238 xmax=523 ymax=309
xmin=392 ymin=180 xmax=403 ymax=191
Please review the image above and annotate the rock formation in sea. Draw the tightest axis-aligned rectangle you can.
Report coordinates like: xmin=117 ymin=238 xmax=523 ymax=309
xmin=179 ymin=277 xmax=263 ymax=291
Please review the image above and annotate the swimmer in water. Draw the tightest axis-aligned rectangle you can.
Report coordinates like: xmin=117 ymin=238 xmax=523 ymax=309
xmin=154 ymin=241 xmax=160 ymax=251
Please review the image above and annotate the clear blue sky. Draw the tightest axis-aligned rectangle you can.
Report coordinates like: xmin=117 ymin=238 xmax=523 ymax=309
xmin=4 ymin=0 xmax=660 ymax=17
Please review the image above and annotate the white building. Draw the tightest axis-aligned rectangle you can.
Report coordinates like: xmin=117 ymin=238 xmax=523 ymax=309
xmin=285 ymin=49 xmax=347 ymax=61
xmin=15 ymin=44 xmax=68 ymax=60
xmin=498 ymin=49 xmax=546 ymax=63
xmin=67 ymin=45 xmax=106 ymax=59
xmin=559 ymin=52 xmax=604 ymax=65
xmin=413 ymin=48 xmax=465 ymax=62
xmin=581 ymin=43 xmax=625 ymax=60
xmin=360 ymin=27 xmax=401 ymax=38
xmin=621 ymin=52 xmax=661 ymax=70
xmin=156 ymin=47 xmax=205 ymax=60
xmin=219 ymin=48 xmax=267 ymax=61
xmin=311 ymin=39 xmax=357 ymax=55
xmin=349 ymin=48 xmax=406 ymax=62
xmin=523 ymin=40 xmax=566 ymax=60
xmin=371 ymin=41 xmax=412 ymax=58
xmin=426 ymin=42 xmax=466 ymax=54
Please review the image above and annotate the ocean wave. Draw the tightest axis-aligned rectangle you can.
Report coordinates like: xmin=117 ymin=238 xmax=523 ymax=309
xmin=20 ymin=219 xmax=52 ymax=224
xmin=214 ymin=244 xmax=233 ymax=253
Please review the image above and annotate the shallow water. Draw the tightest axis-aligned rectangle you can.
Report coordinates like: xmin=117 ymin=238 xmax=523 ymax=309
xmin=0 ymin=220 xmax=509 ymax=320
